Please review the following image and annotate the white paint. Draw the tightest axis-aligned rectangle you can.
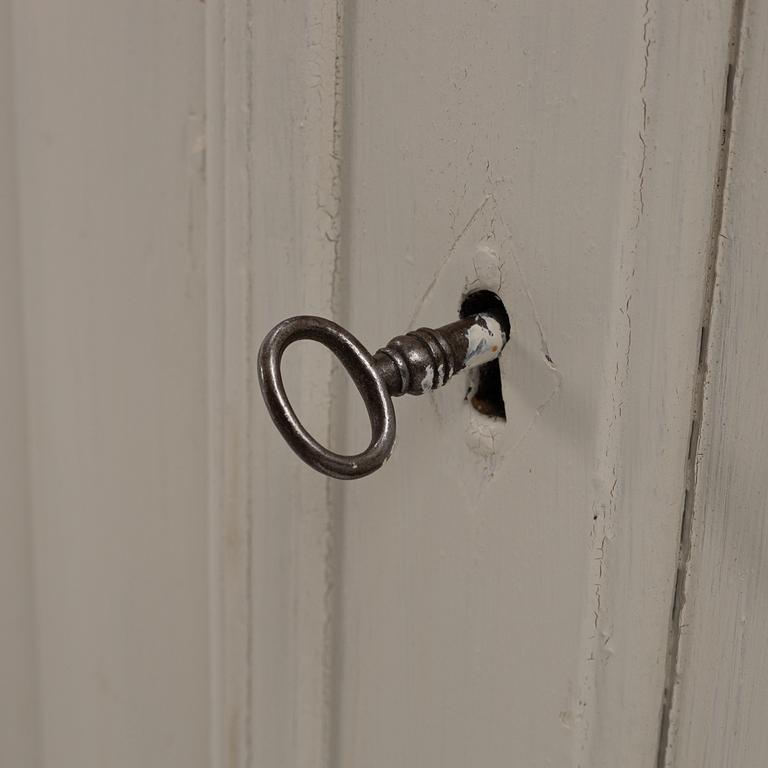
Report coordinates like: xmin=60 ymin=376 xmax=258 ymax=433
xmin=207 ymin=0 xmax=750 ymax=765
xmin=335 ymin=1 xmax=737 ymax=766
xmin=207 ymin=1 xmax=344 ymax=766
xmin=661 ymin=3 xmax=768 ymax=765
xmin=463 ymin=316 xmax=506 ymax=369
xmin=11 ymin=2 xmax=209 ymax=766
xmin=0 ymin=1 xmax=39 ymax=764
xmin=6 ymin=1 xmax=763 ymax=767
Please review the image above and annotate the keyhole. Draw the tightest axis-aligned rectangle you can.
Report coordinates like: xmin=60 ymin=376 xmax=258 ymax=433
xmin=460 ymin=290 xmax=509 ymax=420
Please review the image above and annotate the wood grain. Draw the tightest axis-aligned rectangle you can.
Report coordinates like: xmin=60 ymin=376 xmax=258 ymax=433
xmin=662 ymin=2 xmax=768 ymax=764
xmin=11 ymin=3 xmax=208 ymax=766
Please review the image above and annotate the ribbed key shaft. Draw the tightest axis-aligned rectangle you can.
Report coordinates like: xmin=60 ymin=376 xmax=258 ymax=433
xmin=373 ymin=312 xmax=507 ymax=397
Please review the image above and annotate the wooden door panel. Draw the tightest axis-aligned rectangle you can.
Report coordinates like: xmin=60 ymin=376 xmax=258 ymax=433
xmin=336 ymin=2 xmax=730 ymax=766
xmin=209 ymin=1 xmax=744 ymax=766
xmin=661 ymin=2 xmax=768 ymax=764
xmin=12 ymin=3 xmax=209 ymax=766
xmin=334 ymin=2 xmax=736 ymax=766
xmin=11 ymin=0 xmax=762 ymax=765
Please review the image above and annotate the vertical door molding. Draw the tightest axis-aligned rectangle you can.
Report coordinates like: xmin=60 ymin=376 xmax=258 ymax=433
xmin=580 ymin=1 xmax=743 ymax=763
xmin=0 ymin=0 xmax=40 ymax=764
xmin=659 ymin=2 xmax=768 ymax=765
xmin=206 ymin=1 xmax=345 ymax=766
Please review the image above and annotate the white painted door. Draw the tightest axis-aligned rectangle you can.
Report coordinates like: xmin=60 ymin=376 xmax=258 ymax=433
xmin=5 ymin=1 xmax=768 ymax=767
xmin=212 ymin=0 xmax=766 ymax=766
xmin=5 ymin=2 xmax=208 ymax=767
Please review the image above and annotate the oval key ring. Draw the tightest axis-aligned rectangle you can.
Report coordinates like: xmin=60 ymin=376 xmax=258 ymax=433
xmin=257 ymin=316 xmax=396 ymax=479
xmin=259 ymin=295 xmax=509 ymax=479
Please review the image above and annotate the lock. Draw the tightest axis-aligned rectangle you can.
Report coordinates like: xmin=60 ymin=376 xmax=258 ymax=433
xmin=258 ymin=303 xmax=508 ymax=479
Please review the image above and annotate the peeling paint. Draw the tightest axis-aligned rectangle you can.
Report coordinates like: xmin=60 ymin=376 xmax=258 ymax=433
xmin=464 ymin=316 xmax=506 ymax=369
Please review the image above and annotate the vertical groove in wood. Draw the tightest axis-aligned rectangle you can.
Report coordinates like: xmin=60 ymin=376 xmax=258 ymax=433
xmin=656 ymin=0 xmax=768 ymax=763
xmin=211 ymin=2 xmax=259 ymax=765
xmin=210 ymin=1 xmax=347 ymax=766
xmin=291 ymin=0 xmax=345 ymax=765
xmin=656 ymin=2 xmax=749 ymax=765
xmin=326 ymin=5 xmax=353 ymax=765
xmin=205 ymin=1 xmax=228 ymax=766
xmin=570 ymin=3 xmax=739 ymax=763
xmin=242 ymin=4 xmax=257 ymax=764
xmin=0 ymin=0 xmax=40 ymax=763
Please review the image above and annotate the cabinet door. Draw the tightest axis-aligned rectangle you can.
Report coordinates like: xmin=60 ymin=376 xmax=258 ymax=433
xmin=209 ymin=2 xmax=749 ymax=767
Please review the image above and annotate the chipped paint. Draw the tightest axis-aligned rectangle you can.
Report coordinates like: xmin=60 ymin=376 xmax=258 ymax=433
xmin=464 ymin=315 xmax=506 ymax=369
